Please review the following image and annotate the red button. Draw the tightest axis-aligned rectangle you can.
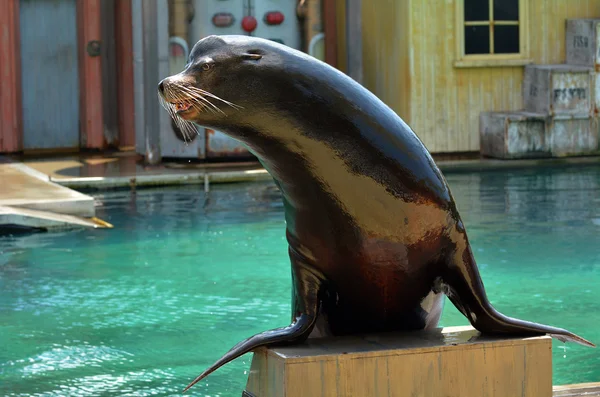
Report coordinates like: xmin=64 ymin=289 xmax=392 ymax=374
xmin=212 ymin=12 xmax=235 ymax=28
xmin=241 ymin=15 xmax=257 ymax=32
xmin=264 ymin=11 xmax=284 ymax=25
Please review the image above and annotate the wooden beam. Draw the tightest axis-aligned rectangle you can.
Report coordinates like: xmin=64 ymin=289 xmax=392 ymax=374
xmin=244 ymin=326 xmax=553 ymax=397
xmin=0 ymin=0 xmax=22 ymax=153
xmin=553 ymin=382 xmax=600 ymax=396
xmin=77 ymin=0 xmax=105 ymax=150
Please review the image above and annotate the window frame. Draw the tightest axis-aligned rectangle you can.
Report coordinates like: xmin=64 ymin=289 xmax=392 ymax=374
xmin=454 ymin=0 xmax=531 ymax=68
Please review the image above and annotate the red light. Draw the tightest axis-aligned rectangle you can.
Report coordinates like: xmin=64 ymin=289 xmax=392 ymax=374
xmin=264 ymin=11 xmax=284 ymax=25
xmin=170 ymin=45 xmax=185 ymax=57
xmin=212 ymin=12 xmax=235 ymax=27
xmin=241 ymin=15 xmax=257 ymax=32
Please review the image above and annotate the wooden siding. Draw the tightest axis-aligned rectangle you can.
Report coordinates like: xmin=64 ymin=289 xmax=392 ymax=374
xmin=362 ymin=0 xmax=411 ymax=124
xmin=335 ymin=0 xmax=347 ymax=74
xmin=361 ymin=0 xmax=600 ymax=153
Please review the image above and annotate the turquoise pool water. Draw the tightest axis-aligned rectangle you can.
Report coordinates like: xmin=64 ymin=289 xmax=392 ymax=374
xmin=1 ymin=165 xmax=599 ymax=396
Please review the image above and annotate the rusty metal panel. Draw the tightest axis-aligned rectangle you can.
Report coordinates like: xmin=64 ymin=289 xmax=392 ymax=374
xmin=77 ymin=0 xmax=105 ymax=150
xmin=565 ymin=19 xmax=600 ymax=67
xmin=523 ymin=64 xmax=594 ymax=116
xmin=548 ymin=114 xmax=599 ymax=157
xmin=0 ymin=0 xmax=23 ymax=153
xmin=19 ymin=0 xmax=79 ymax=150
xmin=205 ymin=129 xmax=251 ymax=159
xmin=480 ymin=112 xmax=550 ymax=159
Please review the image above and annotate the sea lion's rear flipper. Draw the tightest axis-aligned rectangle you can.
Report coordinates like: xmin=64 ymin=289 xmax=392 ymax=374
xmin=444 ymin=227 xmax=595 ymax=348
xmin=183 ymin=252 xmax=323 ymax=393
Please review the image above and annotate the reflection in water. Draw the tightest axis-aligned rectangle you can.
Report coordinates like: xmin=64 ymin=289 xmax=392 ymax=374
xmin=0 ymin=166 xmax=599 ymax=396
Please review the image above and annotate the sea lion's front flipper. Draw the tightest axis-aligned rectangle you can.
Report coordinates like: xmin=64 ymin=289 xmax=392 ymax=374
xmin=183 ymin=249 xmax=323 ymax=393
xmin=444 ymin=227 xmax=595 ymax=348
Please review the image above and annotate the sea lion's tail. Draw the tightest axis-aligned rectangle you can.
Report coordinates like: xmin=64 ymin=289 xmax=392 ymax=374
xmin=183 ymin=313 xmax=316 ymax=393
xmin=444 ymin=226 xmax=596 ymax=348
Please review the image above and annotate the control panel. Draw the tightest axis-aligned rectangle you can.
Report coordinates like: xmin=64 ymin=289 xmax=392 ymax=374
xmin=179 ymin=0 xmax=302 ymax=159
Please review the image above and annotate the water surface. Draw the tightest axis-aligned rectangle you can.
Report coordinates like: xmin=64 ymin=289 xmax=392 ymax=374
xmin=1 ymin=165 xmax=599 ymax=396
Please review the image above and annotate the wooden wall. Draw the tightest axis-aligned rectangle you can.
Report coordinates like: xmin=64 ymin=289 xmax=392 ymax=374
xmin=362 ymin=0 xmax=411 ymax=125
xmin=360 ymin=0 xmax=600 ymax=154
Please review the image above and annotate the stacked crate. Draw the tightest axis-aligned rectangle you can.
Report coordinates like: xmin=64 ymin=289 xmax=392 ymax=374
xmin=480 ymin=19 xmax=600 ymax=159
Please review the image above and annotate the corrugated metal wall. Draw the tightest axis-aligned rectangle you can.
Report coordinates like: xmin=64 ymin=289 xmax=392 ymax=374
xmin=19 ymin=0 xmax=79 ymax=150
xmin=101 ymin=0 xmax=119 ymax=147
xmin=360 ymin=0 xmax=600 ymax=154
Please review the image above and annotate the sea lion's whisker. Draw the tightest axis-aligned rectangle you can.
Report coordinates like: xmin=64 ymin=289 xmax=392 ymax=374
xmin=167 ymin=82 xmax=235 ymax=116
xmin=186 ymin=86 xmax=243 ymax=110
xmin=169 ymin=83 xmax=214 ymax=115
xmin=179 ymin=84 xmax=241 ymax=109
xmin=159 ymin=88 xmax=198 ymax=144
xmin=177 ymin=85 xmax=223 ymax=115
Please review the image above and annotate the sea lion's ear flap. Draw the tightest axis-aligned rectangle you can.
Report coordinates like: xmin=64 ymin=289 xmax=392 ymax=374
xmin=242 ymin=50 xmax=264 ymax=61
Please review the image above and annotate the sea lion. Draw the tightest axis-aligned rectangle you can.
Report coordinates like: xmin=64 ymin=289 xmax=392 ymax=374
xmin=157 ymin=35 xmax=595 ymax=392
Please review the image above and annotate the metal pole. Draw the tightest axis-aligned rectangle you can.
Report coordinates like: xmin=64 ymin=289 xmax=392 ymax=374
xmin=156 ymin=0 xmax=171 ymax=160
xmin=131 ymin=0 xmax=146 ymax=156
xmin=345 ymin=0 xmax=363 ymax=85
xmin=101 ymin=0 xmax=119 ymax=146
xmin=141 ymin=0 xmax=161 ymax=164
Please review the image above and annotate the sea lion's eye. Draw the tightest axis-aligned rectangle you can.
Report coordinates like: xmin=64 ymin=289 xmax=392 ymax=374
xmin=201 ymin=63 xmax=213 ymax=71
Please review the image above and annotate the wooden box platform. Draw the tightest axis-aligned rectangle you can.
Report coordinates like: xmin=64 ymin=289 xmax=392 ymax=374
xmin=243 ymin=325 xmax=552 ymax=397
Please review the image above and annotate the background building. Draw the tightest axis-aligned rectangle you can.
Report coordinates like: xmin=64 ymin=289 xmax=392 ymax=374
xmin=1 ymin=0 xmax=599 ymax=161
xmin=354 ymin=0 xmax=600 ymax=155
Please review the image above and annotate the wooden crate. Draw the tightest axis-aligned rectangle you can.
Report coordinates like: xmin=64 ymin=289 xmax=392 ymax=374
xmin=243 ymin=325 xmax=553 ymax=397
xmin=479 ymin=111 xmax=551 ymax=159
xmin=565 ymin=19 xmax=600 ymax=115
xmin=522 ymin=64 xmax=594 ymax=115
xmin=565 ymin=19 xmax=600 ymax=68
xmin=548 ymin=114 xmax=600 ymax=156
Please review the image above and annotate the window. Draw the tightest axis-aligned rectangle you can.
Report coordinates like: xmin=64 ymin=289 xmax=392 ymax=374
xmin=454 ymin=0 xmax=530 ymax=67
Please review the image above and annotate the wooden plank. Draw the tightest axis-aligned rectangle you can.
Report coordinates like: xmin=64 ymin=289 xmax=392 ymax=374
xmin=553 ymin=382 xmax=600 ymax=396
xmin=245 ymin=325 xmax=553 ymax=397
xmin=0 ymin=0 xmax=22 ymax=153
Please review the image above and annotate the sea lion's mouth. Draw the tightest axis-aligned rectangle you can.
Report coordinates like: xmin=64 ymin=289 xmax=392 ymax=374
xmin=171 ymin=101 xmax=193 ymax=114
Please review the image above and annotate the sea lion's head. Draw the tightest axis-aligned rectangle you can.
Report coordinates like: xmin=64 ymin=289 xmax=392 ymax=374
xmin=158 ymin=35 xmax=295 ymax=141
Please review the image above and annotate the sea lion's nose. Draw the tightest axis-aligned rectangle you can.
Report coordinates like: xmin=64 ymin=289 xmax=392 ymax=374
xmin=158 ymin=79 xmax=166 ymax=94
